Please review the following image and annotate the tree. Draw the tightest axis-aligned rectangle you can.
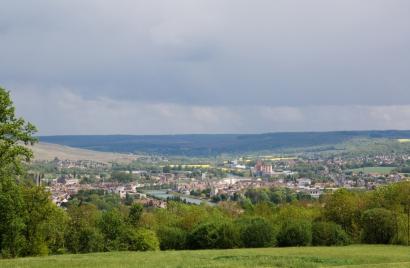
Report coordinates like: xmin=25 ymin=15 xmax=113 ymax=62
xmin=187 ymin=220 xmax=240 ymax=249
xmin=129 ymin=203 xmax=143 ymax=227
xmin=0 ymin=182 xmax=26 ymax=257
xmin=21 ymin=186 xmax=65 ymax=256
xmin=323 ymin=189 xmax=363 ymax=239
xmin=0 ymin=87 xmax=37 ymax=178
xmin=361 ymin=208 xmax=395 ymax=244
xmin=122 ymin=228 xmax=159 ymax=251
xmin=99 ymin=209 xmax=126 ymax=251
xmin=312 ymin=221 xmax=350 ymax=246
xmin=277 ymin=220 xmax=312 ymax=247
xmin=0 ymin=87 xmax=37 ymax=257
xmin=156 ymin=226 xmax=187 ymax=250
xmin=65 ymin=204 xmax=103 ymax=253
xmin=239 ymin=217 xmax=276 ymax=248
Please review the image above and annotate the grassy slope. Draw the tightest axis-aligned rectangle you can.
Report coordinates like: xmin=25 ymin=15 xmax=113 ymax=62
xmin=30 ymin=142 xmax=139 ymax=164
xmin=2 ymin=245 xmax=410 ymax=268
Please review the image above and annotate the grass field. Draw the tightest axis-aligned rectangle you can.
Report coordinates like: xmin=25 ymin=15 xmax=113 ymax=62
xmin=2 ymin=245 xmax=410 ymax=268
xmin=347 ymin=166 xmax=396 ymax=175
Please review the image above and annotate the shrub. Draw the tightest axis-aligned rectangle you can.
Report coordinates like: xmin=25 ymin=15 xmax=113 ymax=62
xmin=123 ymin=228 xmax=159 ymax=251
xmin=277 ymin=220 xmax=312 ymax=247
xmin=157 ymin=226 xmax=187 ymax=250
xmin=187 ymin=221 xmax=240 ymax=249
xmin=361 ymin=208 xmax=395 ymax=244
xmin=312 ymin=221 xmax=350 ymax=246
xmin=323 ymin=189 xmax=361 ymax=237
xmin=217 ymin=221 xmax=241 ymax=249
xmin=66 ymin=227 xmax=104 ymax=253
xmin=129 ymin=204 xmax=143 ymax=227
xmin=240 ymin=217 xmax=276 ymax=248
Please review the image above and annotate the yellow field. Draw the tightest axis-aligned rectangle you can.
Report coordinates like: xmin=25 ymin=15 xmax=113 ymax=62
xmin=169 ymin=164 xmax=211 ymax=168
xmin=267 ymin=157 xmax=297 ymax=161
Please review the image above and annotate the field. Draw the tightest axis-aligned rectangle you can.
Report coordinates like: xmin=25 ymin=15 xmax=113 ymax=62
xmin=347 ymin=166 xmax=396 ymax=175
xmin=2 ymin=245 xmax=410 ymax=268
xmin=30 ymin=142 xmax=139 ymax=164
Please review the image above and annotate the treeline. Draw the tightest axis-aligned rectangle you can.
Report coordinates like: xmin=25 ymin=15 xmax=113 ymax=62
xmin=3 ymin=181 xmax=410 ymax=257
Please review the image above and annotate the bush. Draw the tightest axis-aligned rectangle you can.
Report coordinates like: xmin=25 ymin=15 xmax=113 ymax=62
xmin=187 ymin=221 xmax=240 ymax=249
xmin=99 ymin=209 xmax=127 ymax=251
xmin=123 ymin=228 xmax=159 ymax=251
xmin=277 ymin=220 xmax=312 ymax=247
xmin=239 ymin=217 xmax=276 ymax=248
xmin=129 ymin=204 xmax=143 ymax=227
xmin=157 ymin=226 xmax=187 ymax=250
xmin=312 ymin=221 xmax=350 ymax=246
xmin=361 ymin=208 xmax=395 ymax=244
xmin=65 ymin=227 xmax=104 ymax=253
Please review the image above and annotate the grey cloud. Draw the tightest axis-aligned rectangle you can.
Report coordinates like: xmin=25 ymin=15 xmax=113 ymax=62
xmin=10 ymin=88 xmax=410 ymax=135
xmin=2 ymin=1 xmax=410 ymax=134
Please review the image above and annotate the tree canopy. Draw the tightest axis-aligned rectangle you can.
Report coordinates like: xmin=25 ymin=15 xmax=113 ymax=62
xmin=0 ymin=87 xmax=37 ymax=178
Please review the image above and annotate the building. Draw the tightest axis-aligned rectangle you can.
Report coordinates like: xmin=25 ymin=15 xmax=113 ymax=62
xmin=253 ymin=160 xmax=273 ymax=176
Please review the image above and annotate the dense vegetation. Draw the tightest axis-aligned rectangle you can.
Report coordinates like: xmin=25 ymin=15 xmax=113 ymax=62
xmin=4 ymin=179 xmax=410 ymax=258
xmin=39 ymin=131 xmax=410 ymax=156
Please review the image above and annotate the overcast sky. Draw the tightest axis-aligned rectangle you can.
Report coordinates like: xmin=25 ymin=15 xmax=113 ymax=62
xmin=2 ymin=0 xmax=410 ymax=135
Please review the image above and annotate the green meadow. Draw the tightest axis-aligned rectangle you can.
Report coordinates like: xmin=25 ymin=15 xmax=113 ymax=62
xmin=2 ymin=245 xmax=410 ymax=268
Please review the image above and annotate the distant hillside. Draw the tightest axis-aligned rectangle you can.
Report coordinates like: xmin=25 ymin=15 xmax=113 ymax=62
xmin=30 ymin=142 xmax=139 ymax=163
xmin=39 ymin=130 xmax=410 ymax=156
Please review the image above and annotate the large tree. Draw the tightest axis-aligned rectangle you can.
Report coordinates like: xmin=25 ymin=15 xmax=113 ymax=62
xmin=0 ymin=87 xmax=37 ymax=257
xmin=0 ymin=87 xmax=37 ymax=178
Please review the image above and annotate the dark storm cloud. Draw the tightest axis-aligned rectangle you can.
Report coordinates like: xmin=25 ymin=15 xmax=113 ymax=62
xmin=2 ymin=0 xmax=410 ymax=134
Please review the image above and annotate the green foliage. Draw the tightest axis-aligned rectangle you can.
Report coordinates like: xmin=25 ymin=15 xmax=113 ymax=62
xmin=361 ymin=208 xmax=396 ymax=244
xmin=277 ymin=220 xmax=312 ymax=247
xmin=0 ymin=87 xmax=37 ymax=178
xmin=187 ymin=221 xmax=240 ymax=249
xmin=0 ymin=183 xmax=67 ymax=257
xmin=67 ymin=190 xmax=121 ymax=211
xmin=21 ymin=186 xmax=62 ymax=256
xmin=157 ymin=226 xmax=187 ymax=250
xmin=76 ymin=227 xmax=104 ymax=253
xmin=312 ymin=221 xmax=350 ymax=246
xmin=65 ymin=204 xmax=103 ymax=253
xmin=99 ymin=209 xmax=126 ymax=251
xmin=239 ymin=217 xmax=276 ymax=248
xmin=324 ymin=189 xmax=362 ymax=239
xmin=122 ymin=228 xmax=159 ymax=251
xmin=129 ymin=203 xmax=143 ymax=227
xmin=0 ymin=180 xmax=26 ymax=257
xmin=110 ymin=171 xmax=134 ymax=182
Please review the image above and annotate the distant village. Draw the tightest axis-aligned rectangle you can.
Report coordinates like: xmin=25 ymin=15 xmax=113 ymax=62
xmin=31 ymin=151 xmax=410 ymax=208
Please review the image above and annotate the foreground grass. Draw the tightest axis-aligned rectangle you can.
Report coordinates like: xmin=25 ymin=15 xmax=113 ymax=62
xmin=2 ymin=245 xmax=410 ymax=268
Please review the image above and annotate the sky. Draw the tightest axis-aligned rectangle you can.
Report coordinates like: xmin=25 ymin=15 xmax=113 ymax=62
xmin=1 ymin=0 xmax=410 ymax=135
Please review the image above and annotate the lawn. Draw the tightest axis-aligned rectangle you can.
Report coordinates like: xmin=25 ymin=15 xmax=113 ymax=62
xmin=2 ymin=245 xmax=410 ymax=268
xmin=347 ymin=166 xmax=396 ymax=175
